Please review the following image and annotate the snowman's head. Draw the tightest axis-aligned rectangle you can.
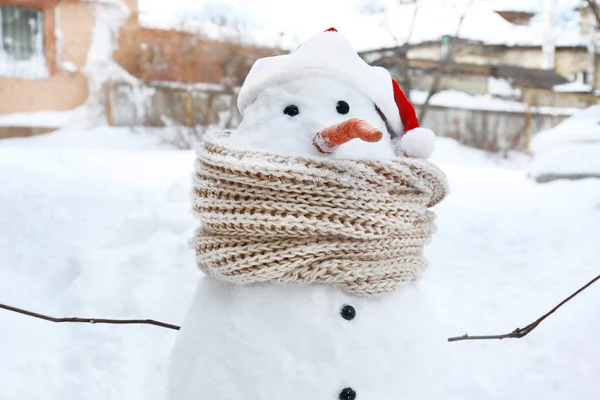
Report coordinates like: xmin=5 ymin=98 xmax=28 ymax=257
xmin=231 ymin=28 xmax=435 ymax=160
xmin=232 ymin=76 xmax=396 ymax=160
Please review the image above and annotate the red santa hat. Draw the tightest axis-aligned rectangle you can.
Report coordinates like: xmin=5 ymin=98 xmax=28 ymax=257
xmin=237 ymin=27 xmax=435 ymax=158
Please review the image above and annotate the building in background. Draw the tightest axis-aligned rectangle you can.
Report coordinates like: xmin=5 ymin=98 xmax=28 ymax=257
xmin=0 ymin=0 xmax=280 ymax=137
xmin=0 ymin=0 xmax=138 ymax=116
xmin=137 ymin=27 xmax=276 ymax=84
xmin=358 ymin=4 xmax=600 ymax=153
xmin=362 ymin=4 xmax=600 ymax=94
xmin=104 ymin=22 xmax=280 ymax=131
xmin=1 ymin=0 xmax=599 ymax=151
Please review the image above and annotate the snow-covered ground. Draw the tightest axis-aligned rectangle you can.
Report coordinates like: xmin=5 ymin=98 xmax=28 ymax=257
xmin=0 ymin=128 xmax=198 ymax=400
xmin=426 ymin=139 xmax=600 ymax=399
xmin=0 ymin=110 xmax=77 ymax=128
xmin=1 ymin=128 xmax=599 ymax=399
xmin=529 ymin=105 xmax=600 ymax=182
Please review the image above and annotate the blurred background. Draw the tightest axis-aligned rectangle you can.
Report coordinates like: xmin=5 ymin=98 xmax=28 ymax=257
xmin=0 ymin=0 xmax=599 ymax=399
xmin=1 ymin=0 xmax=600 ymax=158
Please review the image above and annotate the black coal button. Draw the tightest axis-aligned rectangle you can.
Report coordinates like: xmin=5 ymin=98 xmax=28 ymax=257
xmin=340 ymin=305 xmax=356 ymax=321
xmin=339 ymin=387 xmax=356 ymax=400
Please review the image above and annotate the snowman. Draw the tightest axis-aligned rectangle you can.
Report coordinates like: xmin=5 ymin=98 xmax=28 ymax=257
xmin=168 ymin=28 xmax=449 ymax=400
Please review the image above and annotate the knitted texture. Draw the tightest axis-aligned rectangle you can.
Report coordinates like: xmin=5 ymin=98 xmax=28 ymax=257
xmin=190 ymin=131 xmax=449 ymax=296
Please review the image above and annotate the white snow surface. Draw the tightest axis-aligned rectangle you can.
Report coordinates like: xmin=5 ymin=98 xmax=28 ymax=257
xmin=139 ymin=0 xmax=586 ymax=51
xmin=169 ymin=280 xmax=448 ymax=400
xmin=0 ymin=110 xmax=76 ymax=128
xmin=530 ymin=104 xmax=600 ymax=152
xmin=553 ymin=81 xmax=594 ymax=93
xmin=529 ymin=142 xmax=600 ymax=179
xmin=487 ymin=77 xmax=520 ymax=98
xmin=75 ymin=0 xmax=133 ymax=127
xmin=1 ymin=128 xmax=600 ymax=399
xmin=410 ymin=90 xmax=580 ymax=115
xmin=0 ymin=127 xmax=198 ymax=400
xmin=529 ymin=105 xmax=600 ymax=180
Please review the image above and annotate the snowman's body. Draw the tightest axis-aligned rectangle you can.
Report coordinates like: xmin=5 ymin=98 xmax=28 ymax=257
xmin=168 ymin=278 xmax=447 ymax=400
xmin=167 ymin=29 xmax=447 ymax=400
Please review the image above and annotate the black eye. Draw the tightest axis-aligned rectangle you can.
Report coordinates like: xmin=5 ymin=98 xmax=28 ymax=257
xmin=283 ymin=105 xmax=299 ymax=116
xmin=336 ymin=100 xmax=350 ymax=115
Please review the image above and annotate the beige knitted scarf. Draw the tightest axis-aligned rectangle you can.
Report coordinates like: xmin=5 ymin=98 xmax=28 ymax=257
xmin=190 ymin=131 xmax=449 ymax=296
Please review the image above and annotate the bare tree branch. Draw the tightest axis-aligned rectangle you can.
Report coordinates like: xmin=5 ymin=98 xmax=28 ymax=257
xmin=380 ymin=13 xmax=402 ymax=45
xmin=405 ymin=1 xmax=420 ymax=45
xmin=0 ymin=303 xmax=181 ymax=331
xmin=585 ymin=0 xmax=600 ymax=27
xmin=369 ymin=0 xmax=421 ymax=102
xmin=448 ymin=272 xmax=600 ymax=342
xmin=3 ymin=272 xmax=598 ymax=338
xmin=418 ymin=0 xmax=476 ymax=123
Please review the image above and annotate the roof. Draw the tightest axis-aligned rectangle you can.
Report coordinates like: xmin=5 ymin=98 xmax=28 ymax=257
xmin=354 ymin=1 xmax=585 ymax=50
xmin=139 ymin=0 xmax=586 ymax=52
xmin=494 ymin=65 xmax=570 ymax=90
xmin=363 ymin=53 xmax=570 ymax=90
xmin=494 ymin=11 xmax=536 ymax=25
xmin=488 ymin=0 xmax=540 ymax=13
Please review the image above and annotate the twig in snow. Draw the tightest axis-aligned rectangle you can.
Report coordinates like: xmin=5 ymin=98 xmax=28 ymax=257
xmin=448 ymin=272 xmax=600 ymax=342
xmin=3 ymin=272 xmax=599 ymax=339
xmin=0 ymin=303 xmax=181 ymax=331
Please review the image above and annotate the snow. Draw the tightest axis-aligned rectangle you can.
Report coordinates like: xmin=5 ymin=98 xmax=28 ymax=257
xmin=349 ymin=0 xmax=585 ymax=50
xmin=231 ymin=76 xmax=396 ymax=160
xmin=553 ymin=80 xmax=594 ymax=93
xmin=169 ymin=280 xmax=448 ymax=400
xmin=488 ymin=0 xmax=539 ymax=13
xmin=530 ymin=104 xmax=600 ymax=152
xmin=0 ymin=53 xmax=49 ymax=79
xmin=0 ymin=110 xmax=77 ymax=128
xmin=410 ymin=89 xmax=580 ymax=115
xmin=0 ymin=127 xmax=197 ymax=400
xmin=529 ymin=142 xmax=600 ymax=181
xmin=1 ymin=127 xmax=600 ymax=399
xmin=150 ymin=81 xmax=224 ymax=92
xmin=487 ymin=76 xmax=520 ymax=98
xmin=0 ymin=126 xmax=176 ymax=151
xmin=76 ymin=0 xmax=134 ymax=126
xmin=60 ymin=61 xmax=78 ymax=73
xmin=139 ymin=0 xmax=587 ymax=51
xmin=529 ymin=105 xmax=600 ymax=181
xmin=426 ymin=138 xmax=600 ymax=399
xmin=85 ymin=1 xmax=130 ymax=65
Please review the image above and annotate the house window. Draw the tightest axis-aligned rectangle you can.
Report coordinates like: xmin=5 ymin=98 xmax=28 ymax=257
xmin=0 ymin=5 xmax=48 ymax=78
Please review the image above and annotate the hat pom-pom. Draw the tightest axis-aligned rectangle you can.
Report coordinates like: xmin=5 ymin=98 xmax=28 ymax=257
xmin=400 ymin=127 xmax=436 ymax=159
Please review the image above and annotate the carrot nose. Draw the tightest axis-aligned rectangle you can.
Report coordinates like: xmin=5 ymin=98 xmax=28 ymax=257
xmin=313 ymin=118 xmax=383 ymax=154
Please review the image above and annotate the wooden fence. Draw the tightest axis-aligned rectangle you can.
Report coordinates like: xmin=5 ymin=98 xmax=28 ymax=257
xmin=105 ymin=80 xmax=240 ymax=129
xmin=418 ymin=105 xmax=570 ymax=153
